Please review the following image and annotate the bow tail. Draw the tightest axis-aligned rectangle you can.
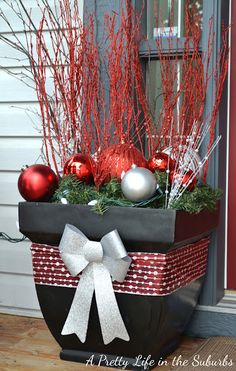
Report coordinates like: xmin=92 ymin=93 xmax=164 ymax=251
xmin=93 ymin=263 xmax=130 ymax=345
xmin=61 ymin=265 xmax=94 ymax=343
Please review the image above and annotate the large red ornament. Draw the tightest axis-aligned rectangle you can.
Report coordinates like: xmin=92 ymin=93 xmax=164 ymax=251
xmin=170 ymin=169 xmax=197 ymax=191
xmin=95 ymin=143 xmax=147 ymax=186
xmin=63 ymin=154 xmax=94 ymax=183
xmin=147 ymin=152 xmax=175 ymax=173
xmin=18 ymin=164 xmax=58 ymax=202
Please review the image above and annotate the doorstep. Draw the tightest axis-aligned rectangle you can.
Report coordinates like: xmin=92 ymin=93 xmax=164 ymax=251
xmin=186 ymin=294 xmax=236 ymax=337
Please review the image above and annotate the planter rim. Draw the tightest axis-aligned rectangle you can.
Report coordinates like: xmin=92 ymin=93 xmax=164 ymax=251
xmin=18 ymin=202 xmax=219 ymax=252
xmin=19 ymin=201 xmax=178 ymax=214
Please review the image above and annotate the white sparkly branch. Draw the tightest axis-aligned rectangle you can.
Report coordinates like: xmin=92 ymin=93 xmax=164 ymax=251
xmin=166 ymin=126 xmax=221 ymax=208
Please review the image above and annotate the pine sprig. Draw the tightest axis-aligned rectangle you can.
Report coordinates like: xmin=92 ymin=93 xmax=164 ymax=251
xmin=53 ymin=175 xmax=100 ymax=205
xmin=154 ymin=170 xmax=168 ymax=189
xmin=170 ymin=185 xmax=222 ymax=214
xmin=103 ymin=178 xmax=124 ymax=198
xmin=92 ymin=199 xmax=109 ymax=215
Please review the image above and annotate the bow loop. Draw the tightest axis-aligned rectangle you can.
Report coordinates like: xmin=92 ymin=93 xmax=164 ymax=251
xmin=59 ymin=224 xmax=131 ymax=344
xmin=60 ymin=224 xmax=88 ymax=253
xmin=101 ymin=229 xmax=127 ymax=259
xmin=59 ymin=224 xmax=89 ymax=276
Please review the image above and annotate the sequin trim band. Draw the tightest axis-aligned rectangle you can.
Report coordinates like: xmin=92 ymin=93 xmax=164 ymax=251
xmin=31 ymin=237 xmax=209 ymax=296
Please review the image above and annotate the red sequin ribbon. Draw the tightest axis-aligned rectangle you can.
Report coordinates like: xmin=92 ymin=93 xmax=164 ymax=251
xmin=31 ymin=237 xmax=209 ymax=296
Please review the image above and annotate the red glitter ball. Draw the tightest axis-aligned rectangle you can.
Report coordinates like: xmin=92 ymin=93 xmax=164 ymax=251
xmin=95 ymin=143 xmax=147 ymax=186
xmin=147 ymin=152 xmax=175 ymax=172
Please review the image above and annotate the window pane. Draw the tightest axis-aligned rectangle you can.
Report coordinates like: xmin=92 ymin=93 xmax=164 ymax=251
xmin=146 ymin=60 xmax=162 ymax=121
xmin=146 ymin=59 xmax=178 ymax=125
xmin=146 ymin=57 xmax=204 ymax=137
xmin=147 ymin=0 xmax=203 ymax=39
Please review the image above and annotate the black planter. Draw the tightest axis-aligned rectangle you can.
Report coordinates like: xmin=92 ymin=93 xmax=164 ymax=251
xmin=19 ymin=202 xmax=219 ymax=370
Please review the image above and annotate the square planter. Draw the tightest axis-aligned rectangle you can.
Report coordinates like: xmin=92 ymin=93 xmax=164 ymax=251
xmin=19 ymin=202 xmax=219 ymax=370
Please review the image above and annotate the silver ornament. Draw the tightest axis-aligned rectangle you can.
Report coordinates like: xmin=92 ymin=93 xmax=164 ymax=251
xmin=121 ymin=166 xmax=157 ymax=202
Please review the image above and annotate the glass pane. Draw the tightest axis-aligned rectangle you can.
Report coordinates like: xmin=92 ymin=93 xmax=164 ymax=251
xmin=146 ymin=60 xmax=162 ymax=121
xmin=146 ymin=59 xmax=178 ymax=125
xmin=146 ymin=57 xmax=204 ymax=137
xmin=147 ymin=0 xmax=203 ymax=39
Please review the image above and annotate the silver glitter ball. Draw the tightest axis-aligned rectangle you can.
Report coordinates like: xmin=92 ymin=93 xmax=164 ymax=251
xmin=121 ymin=166 xmax=157 ymax=202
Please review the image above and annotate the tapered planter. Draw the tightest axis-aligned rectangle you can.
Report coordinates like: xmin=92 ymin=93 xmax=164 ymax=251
xmin=19 ymin=202 xmax=219 ymax=370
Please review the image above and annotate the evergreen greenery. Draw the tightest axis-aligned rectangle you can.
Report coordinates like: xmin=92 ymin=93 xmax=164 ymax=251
xmin=170 ymin=184 xmax=222 ymax=214
xmin=154 ymin=170 xmax=169 ymax=189
xmin=53 ymin=174 xmax=221 ymax=215
xmin=53 ymin=175 xmax=100 ymax=205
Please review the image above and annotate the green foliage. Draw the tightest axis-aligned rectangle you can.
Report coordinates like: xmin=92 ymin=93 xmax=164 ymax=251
xmin=170 ymin=184 xmax=222 ymax=214
xmin=53 ymin=175 xmax=100 ymax=205
xmin=154 ymin=170 xmax=169 ymax=189
xmin=103 ymin=178 xmax=124 ymax=198
xmin=53 ymin=174 xmax=222 ymax=215
xmin=92 ymin=199 xmax=109 ymax=215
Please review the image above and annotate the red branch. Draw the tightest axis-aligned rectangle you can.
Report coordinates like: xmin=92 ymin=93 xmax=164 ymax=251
xmin=18 ymin=0 xmax=228 ymax=183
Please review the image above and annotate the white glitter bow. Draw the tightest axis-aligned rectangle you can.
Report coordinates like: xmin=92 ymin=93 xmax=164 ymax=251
xmin=59 ymin=224 xmax=131 ymax=345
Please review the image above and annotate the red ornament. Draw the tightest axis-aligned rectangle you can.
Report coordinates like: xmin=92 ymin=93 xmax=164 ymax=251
xmin=147 ymin=152 xmax=175 ymax=173
xmin=18 ymin=164 xmax=58 ymax=202
xmin=170 ymin=169 xmax=197 ymax=190
xmin=95 ymin=143 xmax=147 ymax=186
xmin=63 ymin=154 xmax=94 ymax=183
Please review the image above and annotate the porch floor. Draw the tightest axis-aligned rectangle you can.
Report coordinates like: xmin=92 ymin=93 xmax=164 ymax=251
xmin=0 ymin=313 xmax=228 ymax=370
